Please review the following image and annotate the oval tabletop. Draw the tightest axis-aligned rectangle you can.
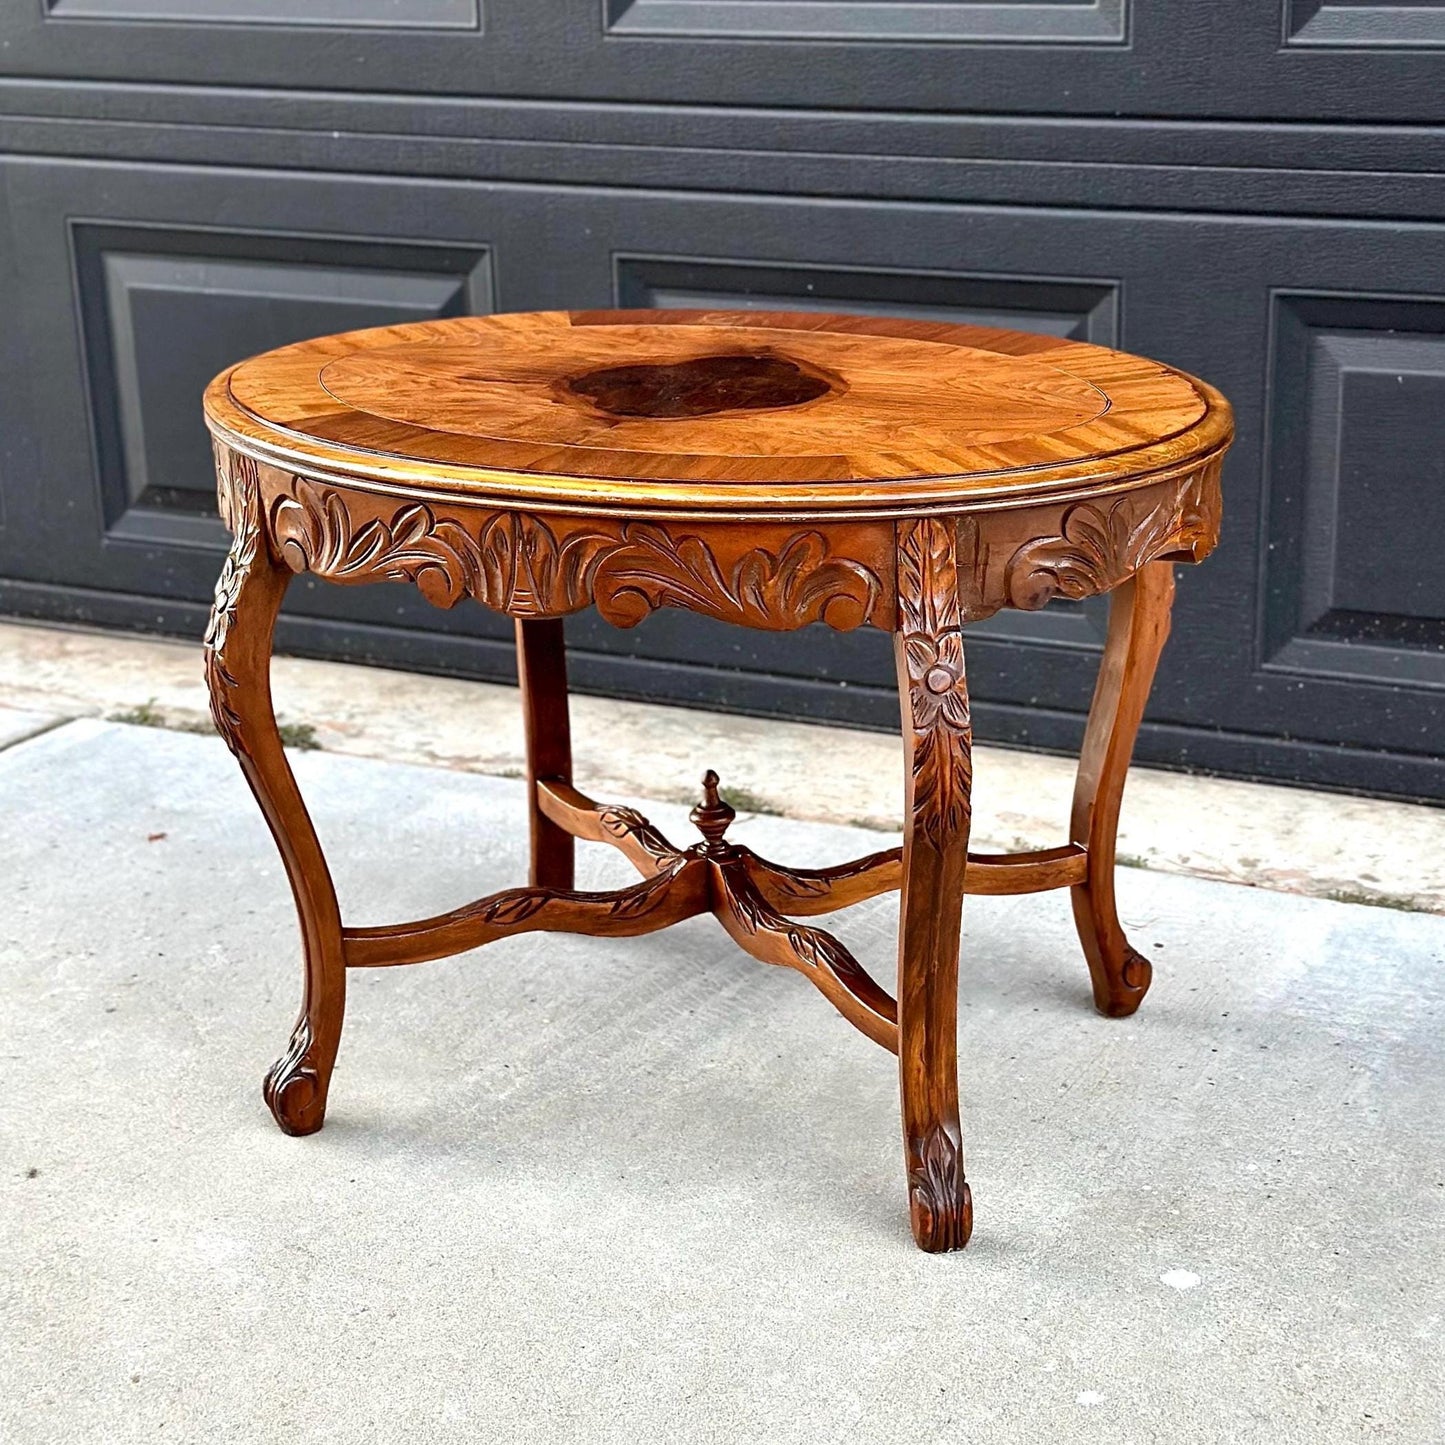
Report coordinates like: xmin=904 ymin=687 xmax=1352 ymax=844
xmin=204 ymin=309 xmax=1232 ymax=517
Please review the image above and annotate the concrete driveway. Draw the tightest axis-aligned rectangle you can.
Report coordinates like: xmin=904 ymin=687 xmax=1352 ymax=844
xmin=2 ymin=716 xmax=1443 ymax=1444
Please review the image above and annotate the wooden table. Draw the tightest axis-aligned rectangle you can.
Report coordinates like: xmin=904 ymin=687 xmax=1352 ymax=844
xmin=203 ymin=309 xmax=1232 ymax=1252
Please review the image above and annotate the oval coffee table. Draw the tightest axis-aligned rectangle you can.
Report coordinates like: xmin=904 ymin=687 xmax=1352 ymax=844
xmin=202 ymin=309 xmax=1232 ymax=1252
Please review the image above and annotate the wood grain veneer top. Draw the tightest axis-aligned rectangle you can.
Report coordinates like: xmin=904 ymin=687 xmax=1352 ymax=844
xmin=204 ymin=309 xmax=1232 ymax=517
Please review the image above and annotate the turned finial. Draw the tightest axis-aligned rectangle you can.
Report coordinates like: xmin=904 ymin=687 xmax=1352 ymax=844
xmin=690 ymin=769 xmax=736 ymax=848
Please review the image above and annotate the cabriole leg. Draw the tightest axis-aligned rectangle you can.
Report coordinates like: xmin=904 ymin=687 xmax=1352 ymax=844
xmin=894 ymin=518 xmax=974 ymax=1253
xmin=205 ymin=464 xmax=345 ymax=1136
xmin=1070 ymin=561 xmax=1176 ymax=1018
xmin=516 ymin=617 xmax=575 ymax=891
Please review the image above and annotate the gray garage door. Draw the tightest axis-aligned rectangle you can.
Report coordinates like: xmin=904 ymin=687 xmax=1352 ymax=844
xmin=0 ymin=1 xmax=1441 ymax=800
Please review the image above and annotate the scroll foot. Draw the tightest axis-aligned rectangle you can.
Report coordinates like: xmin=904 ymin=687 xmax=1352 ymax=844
xmin=1077 ymin=933 xmax=1153 ymax=1018
xmin=262 ymin=1019 xmax=330 ymax=1136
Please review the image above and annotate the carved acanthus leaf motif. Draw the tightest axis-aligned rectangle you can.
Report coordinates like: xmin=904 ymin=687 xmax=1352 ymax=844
xmin=472 ymin=511 xmax=622 ymax=616
xmin=727 ymin=874 xmax=774 ymax=937
xmin=724 ymin=870 xmax=882 ymax=1000
xmin=468 ymin=890 xmax=552 ymax=928
xmin=897 ymin=517 xmax=972 ymax=852
xmin=455 ymin=865 xmax=685 ymax=933
xmin=593 ymin=524 xmax=882 ymax=632
xmin=270 ymin=482 xmax=618 ymax=614
xmin=744 ymin=847 xmax=899 ymax=905
xmin=605 ymin=863 xmax=688 ymax=921
xmin=759 ymin=870 xmax=831 ymax=902
xmin=203 ymin=452 xmax=261 ymax=755
xmin=1004 ymin=465 xmax=1221 ymax=611
xmin=600 ymin=806 xmax=684 ymax=869
xmin=213 ymin=438 xmax=250 ymax=536
xmin=267 ymin=482 xmax=884 ymax=630
xmin=783 ymin=922 xmax=878 ymax=998
xmin=907 ymin=1122 xmax=971 ymax=1252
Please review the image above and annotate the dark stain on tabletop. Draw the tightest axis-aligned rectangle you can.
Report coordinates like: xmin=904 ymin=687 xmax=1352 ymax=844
xmin=561 ymin=352 xmax=839 ymax=420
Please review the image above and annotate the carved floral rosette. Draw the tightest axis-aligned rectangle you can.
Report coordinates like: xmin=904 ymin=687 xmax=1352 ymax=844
xmin=897 ymin=517 xmax=972 ymax=852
